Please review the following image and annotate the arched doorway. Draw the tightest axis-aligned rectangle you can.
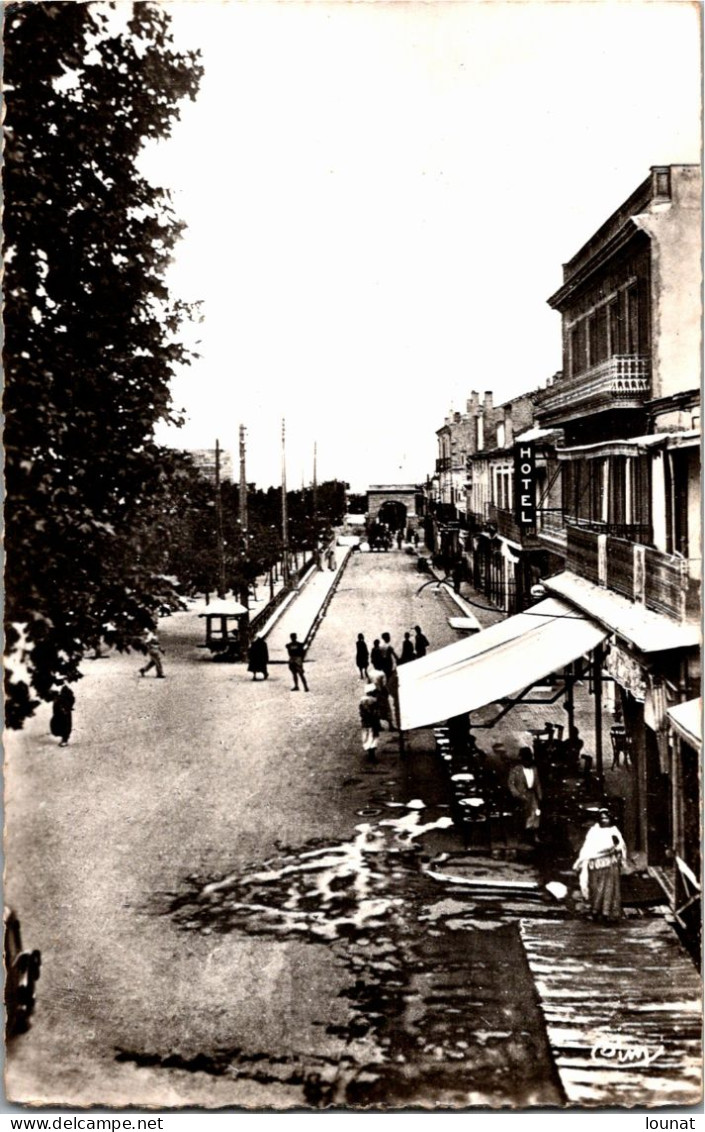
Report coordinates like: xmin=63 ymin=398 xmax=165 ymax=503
xmin=377 ymin=500 xmax=407 ymax=531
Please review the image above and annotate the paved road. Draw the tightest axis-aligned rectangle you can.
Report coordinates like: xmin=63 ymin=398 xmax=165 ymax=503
xmin=6 ymin=549 xmax=561 ymax=1109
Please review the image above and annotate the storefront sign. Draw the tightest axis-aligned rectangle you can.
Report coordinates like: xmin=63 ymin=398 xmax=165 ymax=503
xmin=514 ymin=441 xmax=536 ymax=527
xmin=604 ymin=642 xmax=647 ymax=702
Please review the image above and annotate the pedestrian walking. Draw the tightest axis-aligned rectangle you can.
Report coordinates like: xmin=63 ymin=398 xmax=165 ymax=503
xmin=378 ymin=633 xmax=399 ymax=729
xmin=355 ymin=633 xmax=369 ymax=680
xmin=370 ymin=666 xmax=392 ymax=728
xmin=396 ymin=529 xmax=403 ymax=549
xmin=507 ymin=748 xmax=542 ymax=844
xmin=139 ymin=631 xmax=165 ymax=678
xmin=573 ymin=809 xmax=627 ymax=923
xmin=413 ymin=625 xmax=429 ymax=658
xmin=378 ymin=632 xmax=398 ymax=677
xmin=359 ymin=684 xmax=381 ymax=762
xmin=370 ymin=638 xmax=383 ymax=672
xmin=286 ymin=632 xmax=309 ymax=692
xmin=326 ymin=547 xmax=337 ymax=571
xmin=50 ymin=685 xmax=75 ymax=747
xmin=399 ymin=632 xmax=415 ymax=664
xmin=247 ymin=634 xmax=269 ymax=680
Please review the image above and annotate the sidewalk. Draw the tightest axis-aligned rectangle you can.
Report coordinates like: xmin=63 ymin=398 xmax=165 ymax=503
xmin=265 ymin=547 xmax=352 ymax=661
xmin=520 ymin=916 xmax=702 ymax=1105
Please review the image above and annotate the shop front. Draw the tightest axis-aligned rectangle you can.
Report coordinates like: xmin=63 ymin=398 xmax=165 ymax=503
xmin=666 ymin=697 xmax=702 ymax=961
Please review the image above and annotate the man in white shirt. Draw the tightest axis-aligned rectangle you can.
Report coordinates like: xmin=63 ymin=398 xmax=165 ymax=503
xmin=507 ymin=748 xmax=542 ymax=844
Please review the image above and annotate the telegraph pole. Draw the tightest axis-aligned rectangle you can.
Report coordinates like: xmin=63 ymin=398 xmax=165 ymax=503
xmin=281 ymin=419 xmax=290 ymax=584
xmin=214 ymin=438 xmax=226 ymax=599
xmin=239 ymin=425 xmax=250 ymax=658
xmin=313 ymin=441 xmax=318 ymax=524
xmin=239 ymin=425 xmax=248 ymax=534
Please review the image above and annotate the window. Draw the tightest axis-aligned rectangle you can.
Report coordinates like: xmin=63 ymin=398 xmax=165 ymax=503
xmin=609 ymin=297 xmax=622 ymax=356
xmin=626 ymin=284 xmax=639 ymax=354
xmin=611 ymin=457 xmax=627 ymax=527
xmin=588 ymin=315 xmax=599 ymax=368
xmin=570 ymin=323 xmax=584 ymax=377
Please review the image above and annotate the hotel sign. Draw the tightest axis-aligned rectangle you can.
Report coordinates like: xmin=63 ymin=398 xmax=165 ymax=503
xmin=514 ymin=441 xmax=536 ymax=528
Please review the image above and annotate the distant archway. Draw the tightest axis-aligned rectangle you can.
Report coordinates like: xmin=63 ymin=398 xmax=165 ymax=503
xmin=377 ymin=500 xmax=407 ymax=531
xmin=367 ymin=485 xmax=419 ymax=524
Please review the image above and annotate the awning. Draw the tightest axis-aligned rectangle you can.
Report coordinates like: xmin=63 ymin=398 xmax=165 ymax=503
xmin=448 ymin=615 xmax=482 ymax=633
xmin=397 ymin=597 xmax=608 ymax=732
xmin=545 ymin=572 xmax=700 ymax=653
xmin=198 ymin=599 xmax=247 ymax=617
xmin=514 ymin=426 xmax=564 ymax=444
xmin=667 ymin=698 xmax=702 ymax=752
xmin=558 ymin=429 xmax=700 ymax=462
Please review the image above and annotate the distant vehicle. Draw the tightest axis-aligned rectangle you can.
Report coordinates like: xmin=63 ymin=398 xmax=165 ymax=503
xmin=369 ymin=532 xmax=391 ymax=552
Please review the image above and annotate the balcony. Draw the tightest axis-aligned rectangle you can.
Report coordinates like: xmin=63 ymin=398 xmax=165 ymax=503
xmin=535 ymin=355 xmax=650 ymax=426
xmin=566 ymin=522 xmax=700 ymax=623
xmin=537 ymin=509 xmax=567 ymax=546
xmin=487 ymin=504 xmax=540 ymax=548
xmin=564 ymin=517 xmax=653 ymax=545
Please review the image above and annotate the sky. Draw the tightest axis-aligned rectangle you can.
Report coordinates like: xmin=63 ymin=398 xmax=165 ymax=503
xmin=144 ymin=0 xmax=701 ymax=491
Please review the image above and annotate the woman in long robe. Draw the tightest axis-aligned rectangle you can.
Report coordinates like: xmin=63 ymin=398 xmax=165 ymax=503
xmin=573 ymin=809 xmax=627 ymax=922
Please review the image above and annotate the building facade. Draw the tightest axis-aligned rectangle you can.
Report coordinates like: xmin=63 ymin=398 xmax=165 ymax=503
xmin=424 ymin=164 xmax=701 ymax=940
xmin=533 ymin=165 xmax=701 ymax=916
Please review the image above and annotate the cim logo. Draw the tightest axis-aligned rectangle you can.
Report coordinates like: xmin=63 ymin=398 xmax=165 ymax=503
xmin=591 ymin=1040 xmax=664 ymax=1067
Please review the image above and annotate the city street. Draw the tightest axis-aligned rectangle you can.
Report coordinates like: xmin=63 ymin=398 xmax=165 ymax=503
xmin=6 ymin=548 xmax=564 ymax=1109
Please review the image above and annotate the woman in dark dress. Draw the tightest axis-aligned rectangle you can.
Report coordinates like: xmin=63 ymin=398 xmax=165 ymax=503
xmin=247 ymin=635 xmax=269 ymax=680
xmin=370 ymin=638 xmax=383 ymax=672
xmin=400 ymin=632 xmax=415 ymax=664
xmin=355 ymin=633 xmax=369 ymax=680
xmin=50 ymin=686 xmax=75 ymax=747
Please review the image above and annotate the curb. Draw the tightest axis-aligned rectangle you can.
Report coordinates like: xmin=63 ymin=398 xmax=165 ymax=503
xmin=426 ymin=564 xmax=484 ymax=621
xmin=303 ymin=547 xmax=352 ymax=651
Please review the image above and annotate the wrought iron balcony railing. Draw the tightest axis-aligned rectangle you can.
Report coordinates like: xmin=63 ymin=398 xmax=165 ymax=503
xmin=535 ymin=355 xmax=650 ymax=425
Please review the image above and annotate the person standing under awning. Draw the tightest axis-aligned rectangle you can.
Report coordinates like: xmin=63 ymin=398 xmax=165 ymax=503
xmin=508 ymin=748 xmax=542 ymax=845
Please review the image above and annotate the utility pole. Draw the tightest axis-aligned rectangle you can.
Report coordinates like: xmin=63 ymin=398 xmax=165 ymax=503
xmin=313 ymin=441 xmax=318 ymax=524
xmin=239 ymin=425 xmax=250 ymax=659
xmin=214 ymin=438 xmax=226 ymax=599
xmin=281 ymin=418 xmax=290 ymax=584
xmin=239 ymin=425 xmax=248 ymax=534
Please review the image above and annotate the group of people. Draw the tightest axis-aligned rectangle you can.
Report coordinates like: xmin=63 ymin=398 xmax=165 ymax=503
xmin=355 ymin=626 xmax=430 ymax=761
xmin=463 ymin=738 xmax=628 ymax=923
xmin=507 ymin=746 xmax=627 ymax=921
xmin=354 ymin=625 xmax=428 ymax=681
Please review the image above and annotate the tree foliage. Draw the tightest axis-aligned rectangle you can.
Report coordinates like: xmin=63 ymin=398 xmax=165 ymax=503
xmin=160 ymin=473 xmax=347 ymax=600
xmin=3 ymin=2 xmax=202 ymax=727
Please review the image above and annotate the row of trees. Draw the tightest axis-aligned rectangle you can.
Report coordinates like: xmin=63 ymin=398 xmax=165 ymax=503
xmin=4 ymin=0 xmax=348 ymax=728
xmin=162 ymin=469 xmax=347 ymax=600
